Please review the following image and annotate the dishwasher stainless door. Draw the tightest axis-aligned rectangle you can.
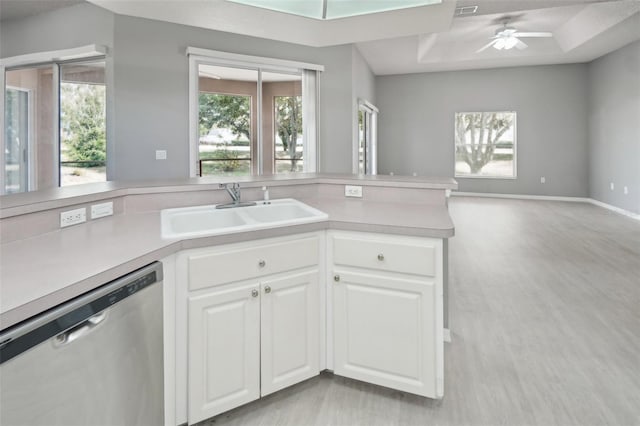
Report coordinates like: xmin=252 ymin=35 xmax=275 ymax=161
xmin=0 ymin=262 xmax=164 ymax=426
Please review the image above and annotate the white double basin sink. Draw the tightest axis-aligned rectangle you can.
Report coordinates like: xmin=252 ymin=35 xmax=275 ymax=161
xmin=161 ymin=198 xmax=328 ymax=239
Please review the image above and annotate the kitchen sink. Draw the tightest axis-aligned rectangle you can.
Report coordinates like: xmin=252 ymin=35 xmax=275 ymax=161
xmin=161 ymin=198 xmax=328 ymax=239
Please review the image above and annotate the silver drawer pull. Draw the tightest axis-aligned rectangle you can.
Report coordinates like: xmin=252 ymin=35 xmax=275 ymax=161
xmin=258 ymin=260 xmax=266 ymax=268
xmin=251 ymin=289 xmax=259 ymax=298
xmin=264 ymin=286 xmax=271 ymax=294
xmin=334 ymin=275 xmax=340 ymax=282
xmin=377 ymin=253 xmax=385 ymax=261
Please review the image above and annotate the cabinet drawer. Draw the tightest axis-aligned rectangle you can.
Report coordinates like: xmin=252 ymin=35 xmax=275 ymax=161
xmin=332 ymin=233 xmax=438 ymax=277
xmin=188 ymin=236 xmax=319 ymax=290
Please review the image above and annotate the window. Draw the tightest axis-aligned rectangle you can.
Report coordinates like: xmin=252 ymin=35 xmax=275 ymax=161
xmin=357 ymin=100 xmax=378 ymax=175
xmin=60 ymin=60 xmax=106 ymax=186
xmin=455 ymin=111 xmax=516 ymax=178
xmin=188 ymin=48 xmax=322 ymax=177
xmin=274 ymin=95 xmax=303 ymax=173
xmin=4 ymin=87 xmax=30 ymax=194
xmin=1 ymin=45 xmax=107 ymax=194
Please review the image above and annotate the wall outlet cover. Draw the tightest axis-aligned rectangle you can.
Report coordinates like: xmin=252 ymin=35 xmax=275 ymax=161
xmin=156 ymin=150 xmax=167 ymax=160
xmin=540 ymin=176 xmax=546 ymax=184
xmin=91 ymin=202 xmax=114 ymax=219
xmin=60 ymin=208 xmax=87 ymax=228
xmin=610 ymin=182 xmax=615 ymax=191
xmin=345 ymin=185 xmax=363 ymax=198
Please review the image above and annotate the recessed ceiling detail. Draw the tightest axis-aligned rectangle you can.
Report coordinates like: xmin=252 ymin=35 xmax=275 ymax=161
xmin=226 ymin=0 xmax=441 ymax=20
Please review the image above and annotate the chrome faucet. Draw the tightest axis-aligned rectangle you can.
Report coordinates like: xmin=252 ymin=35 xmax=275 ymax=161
xmin=217 ymin=183 xmax=256 ymax=209
xmin=221 ymin=182 xmax=241 ymax=203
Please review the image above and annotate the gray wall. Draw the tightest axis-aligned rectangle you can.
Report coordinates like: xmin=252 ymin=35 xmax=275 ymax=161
xmin=112 ymin=14 xmax=356 ymax=179
xmin=588 ymin=41 xmax=640 ymax=214
xmin=0 ymin=4 xmax=114 ymax=57
xmin=1 ymin=4 xmax=358 ymax=182
xmin=376 ymin=64 xmax=590 ymax=197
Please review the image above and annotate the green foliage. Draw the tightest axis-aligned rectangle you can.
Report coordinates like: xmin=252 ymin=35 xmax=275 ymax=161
xmin=61 ymin=83 xmax=106 ymax=165
xmin=199 ymin=93 xmax=251 ymax=140
xmin=275 ymin=96 xmax=302 ymax=172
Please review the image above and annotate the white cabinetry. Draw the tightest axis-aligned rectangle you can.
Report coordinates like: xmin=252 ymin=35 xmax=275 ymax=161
xmin=182 ymin=233 xmax=321 ymax=424
xmin=329 ymin=231 xmax=444 ymax=399
xmin=188 ymin=283 xmax=260 ymax=422
xmin=260 ymin=270 xmax=319 ymax=396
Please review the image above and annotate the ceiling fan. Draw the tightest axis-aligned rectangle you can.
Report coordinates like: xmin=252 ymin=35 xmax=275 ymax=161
xmin=476 ymin=22 xmax=553 ymax=53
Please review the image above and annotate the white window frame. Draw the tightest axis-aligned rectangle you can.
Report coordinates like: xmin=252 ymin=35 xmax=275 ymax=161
xmin=454 ymin=111 xmax=517 ymax=180
xmin=355 ymin=99 xmax=378 ymax=175
xmin=0 ymin=45 xmax=108 ymax=194
xmin=187 ymin=47 xmax=323 ymax=177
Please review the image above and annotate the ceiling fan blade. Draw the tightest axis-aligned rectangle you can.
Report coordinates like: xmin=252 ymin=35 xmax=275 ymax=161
xmin=513 ymin=32 xmax=552 ymax=38
xmin=515 ymin=39 xmax=528 ymax=50
xmin=476 ymin=40 xmax=497 ymax=53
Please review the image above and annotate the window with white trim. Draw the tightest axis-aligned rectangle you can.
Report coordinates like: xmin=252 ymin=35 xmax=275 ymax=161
xmin=188 ymin=48 xmax=322 ymax=177
xmin=454 ymin=111 xmax=516 ymax=178
xmin=357 ymin=100 xmax=378 ymax=175
xmin=1 ymin=45 xmax=107 ymax=194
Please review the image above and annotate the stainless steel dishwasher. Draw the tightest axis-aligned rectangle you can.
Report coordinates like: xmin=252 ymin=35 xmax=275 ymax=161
xmin=0 ymin=262 xmax=164 ymax=426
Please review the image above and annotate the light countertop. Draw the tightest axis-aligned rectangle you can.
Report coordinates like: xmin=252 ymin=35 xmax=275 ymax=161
xmin=0 ymin=176 xmax=456 ymax=330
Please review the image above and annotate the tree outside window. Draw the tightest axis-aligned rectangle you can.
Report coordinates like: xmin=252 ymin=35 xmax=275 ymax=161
xmin=274 ymin=96 xmax=303 ymax=173
xmin=198 ymin=93 xmax=252 ymax=176
xmin=60 ymin=81 xmax=106 ymax=186
xmin=455 ymin=112 xmax=516 ymax=178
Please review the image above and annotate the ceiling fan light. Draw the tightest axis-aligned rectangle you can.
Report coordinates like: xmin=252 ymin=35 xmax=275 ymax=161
xmin=493 ymin=38 xmax=506 ymax=50
xmin=504 ymin=36 xmax=519 ymax=50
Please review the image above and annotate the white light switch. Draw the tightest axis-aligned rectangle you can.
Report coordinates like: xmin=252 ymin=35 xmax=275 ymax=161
xmin=91 ymin=202 xmax=113 ymax=219
xmin=156 ymin=150 xmax=167 ymax=160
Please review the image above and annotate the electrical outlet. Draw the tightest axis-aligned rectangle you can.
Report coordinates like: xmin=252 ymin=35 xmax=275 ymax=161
xmin=91 ymin=202 xmax=113 ymax=219
xmin=624 ymin=186 xmax=628 ymax=195
xmin=540 ymin=176 xmax=546 ymax=184
xmin=60 ymin=208 xmax=87 ymax=228
xmin=610 ymin=182 xmax=615 ymax=191
xmin=156 ymin=150 xmax=167 ymax=160
xmin=345 ymin=185 xmax=363 ymax=198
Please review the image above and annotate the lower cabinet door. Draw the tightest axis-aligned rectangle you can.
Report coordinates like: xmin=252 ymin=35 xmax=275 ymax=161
xmin=260 ymin=270 xmax=320 ymax=396
xmin=188 ymin=284 xmax=260 ymax=424
xmin=333 ymin=270 xmax=443 ymax=398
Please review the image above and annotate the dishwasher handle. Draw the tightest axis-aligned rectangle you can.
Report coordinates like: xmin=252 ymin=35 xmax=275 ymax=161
xmin=53 ymin=311 xmax=108 ymax=346
xmin=0 ymin=262 xmax=162 ymax=365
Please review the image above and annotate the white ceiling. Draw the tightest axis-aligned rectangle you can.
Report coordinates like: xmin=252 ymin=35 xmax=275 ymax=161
xmin=358 ymin=0 xmax=640 ymax=74
xmin=4 ymin=0 xmax=639 ymax=75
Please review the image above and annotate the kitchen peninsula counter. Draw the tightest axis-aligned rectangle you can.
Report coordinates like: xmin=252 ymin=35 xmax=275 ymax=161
xmin=0 ymin=174 xmax=456 ymax=329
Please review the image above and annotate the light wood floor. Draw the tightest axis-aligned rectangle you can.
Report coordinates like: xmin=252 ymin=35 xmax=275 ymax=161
xmin=199 ymin=197 xmax=640 ymax=426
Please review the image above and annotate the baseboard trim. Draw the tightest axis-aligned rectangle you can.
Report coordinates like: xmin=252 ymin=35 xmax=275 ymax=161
xmin=452 ymin=191 xmax=589 ymax=203
xmin=443 ymin=328 xmax=451 ymax=343
xmin=588 ymin=199 xmax=640 ymax=221
xmin=452 ymin=192 xmax=639 ymax=220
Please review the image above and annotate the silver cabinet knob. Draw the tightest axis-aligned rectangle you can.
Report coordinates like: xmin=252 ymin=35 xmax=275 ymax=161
xmin=377 ymin=253 xmax=385 ymax=261
xmin=251 ymin=289 xmax=259 ymax=298
xmin=334 ymin=275 xmax=340 ymax=282
xmin=258 ymin=260 xmax=266 ymax=268
xmin=264 ymin=285 xmax=271 ymax=294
